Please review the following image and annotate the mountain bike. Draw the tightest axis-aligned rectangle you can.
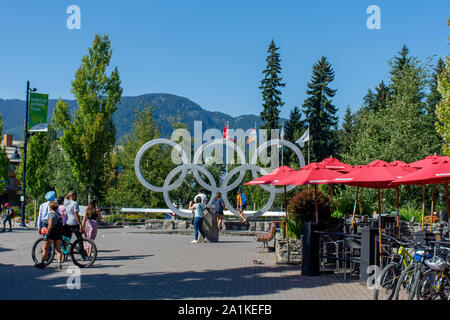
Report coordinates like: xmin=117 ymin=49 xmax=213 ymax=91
xmin=410 ymin=242 xmax=450 ymax=300
xmin=373 ymin=234 xmax=414 ymax=300
xmin=392 ymin=242 xmax=433 ymax=300
xmin=31 ymin=234 xmax=97 ymax=268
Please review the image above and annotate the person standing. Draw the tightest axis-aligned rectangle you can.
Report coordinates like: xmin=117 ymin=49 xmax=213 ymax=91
xmin=2 ymin=203 xmax=13 ymax=232
xmin=189 ymin=197 xmax=207 ymax=243
xmin=63 ymin=192 xmax=86 ymax=257
xmin=236 ymin=189 xmax=248 ymax=223
xmin=195 ymin=189 xmax=208 ymax=205
xmin=212 ymin=192 xmax=226 ymax=230
xmin=35 ymin=201 xmax=64 ymax=269
xmin=57 ymin=196 xmax=67 ymax=226
xmin=81 ymin=199 xmax=102 ymax=256
xmin=37 ymin=191 xmax=57 ymax=234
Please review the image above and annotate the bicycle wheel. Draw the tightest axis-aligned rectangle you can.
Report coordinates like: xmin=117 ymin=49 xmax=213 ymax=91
xmin=414 ymin=269 xmax=447 ymax=300
xmin=374 ymin=262 xmax=399 ymax=300
xmin=393 ymin=263 xmax=416 ymax=300
xmin=70 ymin=238 xmax=97 ymax=268
xmin=31 ymin=238 xmax=55 ymax=266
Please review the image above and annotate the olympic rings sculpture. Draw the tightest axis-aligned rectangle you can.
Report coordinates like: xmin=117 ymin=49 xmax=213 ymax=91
xmin=135 ymin=138 xmax=305 ymax=218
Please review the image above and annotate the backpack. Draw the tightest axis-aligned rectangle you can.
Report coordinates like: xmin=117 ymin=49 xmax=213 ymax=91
xmin=240 ymin=193 xmax=247 ymax=206
xmin=9 ymin=209 xmax=15 ymax=218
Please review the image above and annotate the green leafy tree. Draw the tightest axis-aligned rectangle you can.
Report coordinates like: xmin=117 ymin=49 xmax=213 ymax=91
xmin=0 ymin=115 xmax=10 ymax=195
xmin=436 ymin=57 xmax=450 ymax=156
xmin=53 ymin=34 xmax=122 ymax=201
xmin=16 ymin=131 xmax=51 ymax=220
xmin=259 ymin=39 xmax=285 ymax=136
xmin=302 ymin=56 xmax=338 ymax=162
xmin=106 ymin=106 xmax=174 ymax=208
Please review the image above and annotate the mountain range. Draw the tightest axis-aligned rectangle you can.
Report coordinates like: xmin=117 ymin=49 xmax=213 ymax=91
xmin=0 ymin=93 xmax=283 ymax=141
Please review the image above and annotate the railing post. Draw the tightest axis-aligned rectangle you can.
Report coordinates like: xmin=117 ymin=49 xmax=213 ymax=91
xmin=360 ymin=226 xmax=379 ymax=282
xmin=301 ymin=222 xmax=321 ymax=276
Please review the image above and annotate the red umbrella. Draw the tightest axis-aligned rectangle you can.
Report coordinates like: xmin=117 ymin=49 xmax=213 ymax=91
xmin=390 ymin=160 xmax=418 ymax=174
xmin=319 ymin=157 xmax=355 ymax=173
xmin=409 ymin=154 xmax=450 ymax=169
xmin=334 ymin=160 xmax=412 ymax=189
xmin=244 ymin=165 xmax=294 ymax=185
xmin=391 ymin=158 xmax=450 ymax=233
xmin=273 ymin=163 xmax=345 ymax=223
xmin=334 ymin=160 xmax=413 ymax=266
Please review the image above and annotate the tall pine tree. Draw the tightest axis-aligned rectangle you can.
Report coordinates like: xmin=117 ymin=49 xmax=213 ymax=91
xmin=301 ymin=56 xmax=338 ymax=162
xmin=259 ymin=40 xmax=285 ymax=136
xmin=283 ymin=106 xmax=304 ymax=166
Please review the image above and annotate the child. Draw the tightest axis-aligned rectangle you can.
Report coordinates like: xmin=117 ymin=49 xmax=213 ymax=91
xmin=35 ymin=201 xmax=64 ymax=269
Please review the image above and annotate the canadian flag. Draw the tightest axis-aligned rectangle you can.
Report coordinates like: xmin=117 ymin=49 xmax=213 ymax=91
xmin=223 ymin=124 xmax=235 ymax=142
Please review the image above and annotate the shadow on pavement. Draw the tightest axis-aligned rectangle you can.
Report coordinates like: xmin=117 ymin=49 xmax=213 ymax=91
xmin=0 ymin=262 xmax=365 ymax=300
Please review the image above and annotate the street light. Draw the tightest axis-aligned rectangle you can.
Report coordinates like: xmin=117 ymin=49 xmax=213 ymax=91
xmin=19 ymin=81 xmax=37 ymax=227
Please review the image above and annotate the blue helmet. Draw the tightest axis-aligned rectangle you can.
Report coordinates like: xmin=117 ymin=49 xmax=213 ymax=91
xmin=45 ymin=191 xmax=56 ymax=201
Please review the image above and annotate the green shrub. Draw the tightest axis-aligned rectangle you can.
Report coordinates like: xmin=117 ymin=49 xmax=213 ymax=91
xmin=103 ymin=214 xmax=147 ymax=223
xmin=287 ymin=188 xmax=334 ymax=237
xmin=400 ymin=207 xmax=423 ymax=223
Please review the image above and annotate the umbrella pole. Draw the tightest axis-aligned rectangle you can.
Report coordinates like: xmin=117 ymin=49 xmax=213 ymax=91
xmin=422 ymin=186 xmax=426 ymax=231
xmin=378 ymin=189 xmax=383 ymax=268
xmin=350 ymin=187 xmax=359 ymax=233
xmin=445 ymin=180 xmax=449 ymax=240
xmin=396 ymin=188 xmax=400 ymax=239
xmin=285 ymin=185 xmax=290 ymax=264
xmin=430 ymin=185 xmax=436 ymax=232
xmin=314 ymin=185 xmax=319 ymax=224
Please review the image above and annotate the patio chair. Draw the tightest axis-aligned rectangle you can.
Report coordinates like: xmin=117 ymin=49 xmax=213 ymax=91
xmin=343 ymin=237 xmax=361 ymax=280
xmin=254 ymin=222 xmax=277 ymax=252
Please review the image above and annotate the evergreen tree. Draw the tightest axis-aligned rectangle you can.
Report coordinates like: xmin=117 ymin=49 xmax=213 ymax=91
xmin=283 ymin=106 xmax=304 ymax=165
xmin=301 ymin=56 xmax=338 ymax=162
xmin=373 ymin=81 xmax=391 ymax=112
xmin=338 ymin=106 xmax=354 ymax=157
xmin=426 ymin=58 xmax=445 ymax=116
xmin=259 ymin=39 xmax=285 ymax=136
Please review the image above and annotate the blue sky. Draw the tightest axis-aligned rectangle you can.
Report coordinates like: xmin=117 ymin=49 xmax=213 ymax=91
xmin=0 ymin=0 xmax=448 ymax=123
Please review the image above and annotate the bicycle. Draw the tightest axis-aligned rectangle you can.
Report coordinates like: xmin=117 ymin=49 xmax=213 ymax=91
xmin=410 ymin=242 xmax=450 ymax=300
xmin=31 ymin=233 xmax=97 ymax=268
xmin=393 ymin=242 xmax=433 ymax=300
xmin=373 ymin=234 xmax=415 ymax=300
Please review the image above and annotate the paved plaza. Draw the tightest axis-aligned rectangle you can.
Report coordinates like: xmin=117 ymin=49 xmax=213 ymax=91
xmin=0 ymin=227 xmax=373 ymax=300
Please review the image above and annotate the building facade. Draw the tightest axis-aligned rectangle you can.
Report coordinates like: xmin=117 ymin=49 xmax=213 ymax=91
xmin=1 ymin=134 xmax=22 ymax=206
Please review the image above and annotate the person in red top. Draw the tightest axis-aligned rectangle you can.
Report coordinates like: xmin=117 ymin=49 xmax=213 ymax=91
xmin=2 ymin=203 xmax=13 ymax=232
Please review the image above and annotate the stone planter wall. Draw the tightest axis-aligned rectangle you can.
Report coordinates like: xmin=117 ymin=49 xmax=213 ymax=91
xmin=143 ymin=219 xmax=273 ymax=232
xmin=275 ymin=236 xmax=303 ymax=264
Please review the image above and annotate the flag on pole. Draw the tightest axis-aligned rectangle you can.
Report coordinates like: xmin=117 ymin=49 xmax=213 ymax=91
xmin=223 ymin=124 xmax=235 ymax=143
xmin=296 ymin=127 xmax=310 ymax=148
xmin=246 ymin=126 xmax=257 ymax=145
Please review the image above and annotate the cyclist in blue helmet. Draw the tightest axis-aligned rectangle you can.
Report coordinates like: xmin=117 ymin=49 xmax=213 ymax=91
xmin=37 ymin=191 xmax=56 ymax=235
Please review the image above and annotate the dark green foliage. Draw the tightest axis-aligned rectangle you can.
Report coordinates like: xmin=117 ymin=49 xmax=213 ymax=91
xmin=259 ymin=40 xmax=285 ymax=136
xmin=301 ymin=56 xmax=338 ymax=162
xmin=287 ymin=188 xmax=334 ymax=235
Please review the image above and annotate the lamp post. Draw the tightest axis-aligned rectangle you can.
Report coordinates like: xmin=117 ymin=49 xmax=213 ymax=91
xmin=20 ymin=81 xmax=37 ymax=227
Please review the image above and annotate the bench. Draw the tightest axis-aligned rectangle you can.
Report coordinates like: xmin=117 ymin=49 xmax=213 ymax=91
xmin=254 ymin=222 xmax=277 ymax=251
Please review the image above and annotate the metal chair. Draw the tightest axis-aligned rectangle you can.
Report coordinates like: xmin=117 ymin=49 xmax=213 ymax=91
xmin=343 ymin=237 xmax=361 ymax=280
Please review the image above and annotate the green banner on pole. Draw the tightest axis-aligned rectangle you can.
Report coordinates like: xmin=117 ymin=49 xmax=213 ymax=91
xmin=29 ymin=92 xmax=49 ymax=132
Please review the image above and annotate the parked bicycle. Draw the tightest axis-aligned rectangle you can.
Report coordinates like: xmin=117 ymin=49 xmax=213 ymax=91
xmin=32 ymin=233 xmax=97 ymax=268
xmin=409 ymin=241 xmax=450 ymax=300
xmin=374 ymin=234 xmax=415 ymax=300
xmin=393 ymin=242 xmax=434 ymax=300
